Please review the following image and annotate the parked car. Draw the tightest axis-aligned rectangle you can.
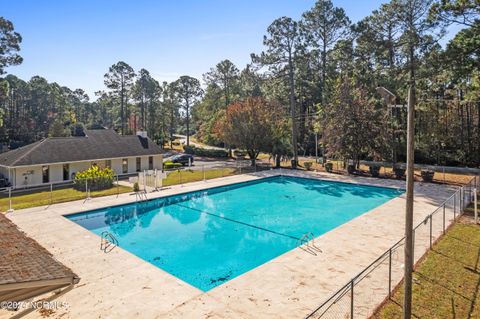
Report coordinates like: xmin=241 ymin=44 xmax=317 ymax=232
xmin=171 ymin=154 xmax=194 ymax=166
xmin=0 ymin=177 xmax=11 ymax=188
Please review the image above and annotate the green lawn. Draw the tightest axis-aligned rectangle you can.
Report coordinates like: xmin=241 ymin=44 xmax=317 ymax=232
xmin=162 ymin=167 xmax=238 ymax=186
xmin=0 ymin=185 xmax=132 ymax=212
xmin=373 ymin=221 xmax=480 ymax=318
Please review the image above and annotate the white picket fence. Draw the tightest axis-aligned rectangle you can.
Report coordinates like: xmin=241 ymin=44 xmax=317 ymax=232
xmin=130 ymin=170 xmax=167 ymax=191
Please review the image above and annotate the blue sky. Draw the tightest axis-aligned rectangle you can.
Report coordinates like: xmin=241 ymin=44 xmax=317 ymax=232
xmin=2 ymin=0 xmax=456 ymax=98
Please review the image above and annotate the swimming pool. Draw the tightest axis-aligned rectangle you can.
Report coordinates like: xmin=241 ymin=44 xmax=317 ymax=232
xmin=67 ymin=176 xmax=403 ymax=291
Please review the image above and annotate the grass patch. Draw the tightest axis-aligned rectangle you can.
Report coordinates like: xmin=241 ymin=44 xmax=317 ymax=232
xmin=162 ymin=168 xmax=238 ymax=186
xmin=373 ymin=221 xmax=480 ymax=319
xmin=0 ymin=185 xmax=132 ymax=212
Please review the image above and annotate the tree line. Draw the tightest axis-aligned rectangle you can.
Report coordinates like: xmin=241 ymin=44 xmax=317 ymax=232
xmin=0 ymin=61 xmax=202 ymax=148
xmin=0 ymin=0 xmax=479 ymax=166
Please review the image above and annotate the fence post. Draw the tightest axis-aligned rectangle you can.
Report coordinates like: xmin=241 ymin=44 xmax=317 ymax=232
xmin=203 ymin=165 xmax=206 ymax=182
xmin=143 ymin=171 xmax=146 ymax=193
xmin=461 ymin=186 xmax=464 ymax=211
xmin=430 ymin=214 xmax=433 ymax=249
xmin=388 ymin=248 xmax=392 ymax=298
xmin=154 ymin=170 xmax=158 ymax=191
xmin=116 ymin=175 xmax=119 ymax=197
xmin=475 ymin=188 xmax=478 ymax=224
xmin=454 ymin=193 xmax=457 ymax=219
xmin=460 ymin=187 xmax=463 ymax=211
xmin=50 ymin=183 xmax=53 ymax=205
xmin=85 ymin=179 xmax=88 ymax=201
xmin=443 ymin=203 xmax=446 ymax=234
xmin=7 ymin=187 xmax=13 ymax=213
xmin=350 ymin=280 xmax=354 ymax=319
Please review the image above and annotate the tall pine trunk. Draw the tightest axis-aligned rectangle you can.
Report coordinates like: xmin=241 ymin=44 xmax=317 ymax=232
xmin=288 ymin=51 xmax=297 ymax=167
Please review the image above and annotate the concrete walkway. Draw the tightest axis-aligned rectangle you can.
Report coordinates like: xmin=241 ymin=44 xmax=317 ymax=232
xmin=1 ymin=170 xmax=458 ymax=319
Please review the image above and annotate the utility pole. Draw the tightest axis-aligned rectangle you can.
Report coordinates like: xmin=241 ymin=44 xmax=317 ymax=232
xmin=404 ymin=84 xmax=415 ymax=319
xmin=288 ymin=51 xmax=298 ymax=168
xmin=403 ymin=5 xmax=417 ymax=312
xmin=376 ymin=85 xmax=414 ymax=319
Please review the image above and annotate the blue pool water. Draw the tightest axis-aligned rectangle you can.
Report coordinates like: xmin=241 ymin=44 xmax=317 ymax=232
xmin=67 ymin=176 xmax=402 ymax=291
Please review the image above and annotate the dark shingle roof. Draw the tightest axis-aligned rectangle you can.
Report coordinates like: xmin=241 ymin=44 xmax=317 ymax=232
xmin=0 ymin=214 xmax=79 ymax=287
xmin=0 ymin=129 xmax=164 ymax=167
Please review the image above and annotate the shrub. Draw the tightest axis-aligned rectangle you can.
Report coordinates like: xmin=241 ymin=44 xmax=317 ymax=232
xmin=325 ymin=162 xmax=333 ymax=173
xmin=304 ymin=161 xmax=313 ymax=171
xmin=393 ymin=166 xmax=406 ymax=179
xmin=369 ymin=165 xmax=381 ymax=177
xmin=183 ymin=145 xmax=195 ymax=154
xmin=347 ymin=164 xmax=356 ymax=174
xmin=74 ymin=165 xmax=114 ymax=191
xmin=183 ymin=145 xmax=228 ymax=158
xmin=133 ymin=182 xmax=140 ymax=192
xmin=163 ymin=161 xmax=182 ymax=170
xmin=421 ymin=169 xmax=435 ymax=182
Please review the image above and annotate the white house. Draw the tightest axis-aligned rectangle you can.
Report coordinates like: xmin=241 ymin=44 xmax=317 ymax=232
xmin=0 ymin=129 xmax=164 ymax=189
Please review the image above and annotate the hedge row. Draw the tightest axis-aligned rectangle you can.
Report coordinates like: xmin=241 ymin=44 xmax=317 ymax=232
xmin=163 ymin=162 xmax=183 ymax=169
xmin=183 ymin=145 xmax=229 ymax=158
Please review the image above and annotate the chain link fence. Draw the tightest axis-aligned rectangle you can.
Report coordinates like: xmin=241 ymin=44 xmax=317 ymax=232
xmin=0 ymin=175 xmax=123 ymax=212
xmin=306 ymin=175 xmax=479 ymax=319
xmin=159 ymin=161 xmax=273 ymax=188
xmin=1 ymin=161 xmax=274 ymax=212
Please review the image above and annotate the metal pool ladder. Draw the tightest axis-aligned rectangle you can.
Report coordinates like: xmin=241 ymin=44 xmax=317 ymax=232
xmin=135 ymin=190 xmax=148 ymax=202
xmin=100 ymin=231 xmax=119 ymax=253
xmin=297 ymin=232 xmax=322 ymax=256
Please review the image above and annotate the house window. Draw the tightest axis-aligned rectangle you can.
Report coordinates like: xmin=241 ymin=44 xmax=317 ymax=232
xmin=42 ymin=166 xmax=49 ymax=183
xmin=105 ymin=160 xmax=111 ymax=168
xmin=136 ymin=157 xmax=141 ymax=172
xmin=122 ymin=159 xmax=128 ymax=174
xmin=63 ymin=164 xmax=69 ymax=181
xmin=148 ymin=156 xmax=153 ymax=170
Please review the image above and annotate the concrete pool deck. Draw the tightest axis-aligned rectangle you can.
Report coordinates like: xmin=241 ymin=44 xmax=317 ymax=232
xmin=1 ymin=170 xmax=458 ymax=319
